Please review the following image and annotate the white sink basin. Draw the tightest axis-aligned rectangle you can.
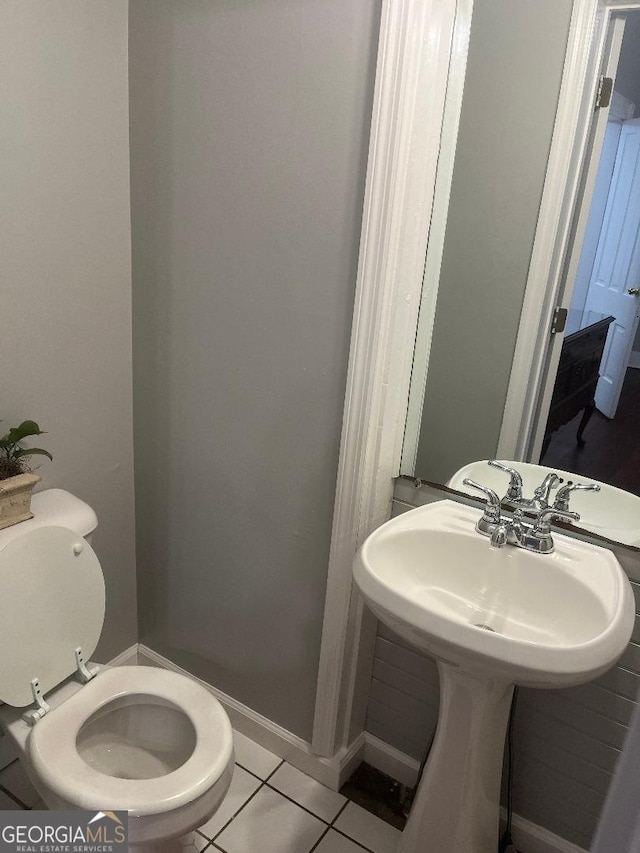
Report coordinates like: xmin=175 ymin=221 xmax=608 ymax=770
xmin=447 ymin=460 xmax=640 ymax=546
xmin=354 ymin=500 xmax=634 ymax=687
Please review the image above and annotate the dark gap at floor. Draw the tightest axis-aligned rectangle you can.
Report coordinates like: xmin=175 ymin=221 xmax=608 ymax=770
xmin=341 ymin=763 xmax=525 ymax=851
xmin=340 ymin=763 xmax=407 ymax=831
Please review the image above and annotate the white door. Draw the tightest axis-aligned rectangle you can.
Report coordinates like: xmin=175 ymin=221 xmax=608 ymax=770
xmin=569 ymin=119 xmax=623 ymax=316
xmin=584 ymin=117 xmax=640 ymax=418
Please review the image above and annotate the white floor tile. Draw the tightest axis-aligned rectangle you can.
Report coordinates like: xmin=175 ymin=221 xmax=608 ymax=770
xmin=0 ymin=788 xmax=23 ymax=810
xmin=269 ymin=763 xmax=346 ymax=822
xmin=182 ymin=831 xmax=210 ymax=853
xmin=0 ymin=761 xmax=40 ymax=808
xmin=334 ymin=803 xmax=400 ymax=853
xmin=197 ymin=766 xmax=261 ymax=839
xmin=314 ymin=830 xmax=370 ymax=853
xmin=232 ymin=731 xmax=281 ymax=780
xmin=215 ymin=786 xmax=325 ymax=853
xmin=0 ymin=736 xmax=18 ymax=772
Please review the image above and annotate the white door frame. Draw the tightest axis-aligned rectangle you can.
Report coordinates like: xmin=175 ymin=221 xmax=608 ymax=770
xmin=310 ymin=0 xmax=461 ymax=756
xmin=497 ymin=0 xmax=640 ymax=462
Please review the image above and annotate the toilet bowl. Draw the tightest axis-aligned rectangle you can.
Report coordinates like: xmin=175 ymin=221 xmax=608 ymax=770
xmin=0 ymin=491 xmax=234 ymax=852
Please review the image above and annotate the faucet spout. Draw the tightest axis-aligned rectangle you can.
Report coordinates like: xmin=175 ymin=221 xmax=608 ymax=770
xmin=489 ymin=523 xmax=508 ymax=548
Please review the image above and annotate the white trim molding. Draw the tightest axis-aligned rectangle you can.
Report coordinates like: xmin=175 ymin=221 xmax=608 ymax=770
xmin=103 ymin=643 xmax=139 ymax=668
xmin=363 ymin=733 xmax=421 ymax=787
xmin=310 ymin=0 xmax=460 ymax=759
xmin=506 ymin=815 xmax=588 ymax=853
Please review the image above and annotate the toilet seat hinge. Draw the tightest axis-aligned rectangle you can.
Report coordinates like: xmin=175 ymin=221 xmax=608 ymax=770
xmin=75 ymin=647 xmax=99 ymax=684
xmin=21 ymin=679 xmax=51 ymax=726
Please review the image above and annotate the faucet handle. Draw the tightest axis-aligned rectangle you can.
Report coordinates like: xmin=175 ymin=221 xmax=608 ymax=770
xmin=488 ymin=460 xmax=523 ymax=501
xmin=532 ymin=472 xmax=563 ymax=506
xmin=533 ymin=507 xmax=580 ymax=537
xmin=462 ymin=478 xmax=502 ymax=527
xmin=553 ymin=481 xmax=601 ymax=512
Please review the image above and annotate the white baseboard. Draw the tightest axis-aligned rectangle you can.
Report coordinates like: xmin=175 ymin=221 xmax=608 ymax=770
xmin=362 ymin=733 xmax=587 ymax=853
xmin=363 ymin=733 xmax=421 ymax=786
xmin=104 ymin=643 xmax=139 ymax=668
xmin=505 ymin=813 xmax=588 ymax=853
xmin=137 ymin=644 xmax=364 ymax=791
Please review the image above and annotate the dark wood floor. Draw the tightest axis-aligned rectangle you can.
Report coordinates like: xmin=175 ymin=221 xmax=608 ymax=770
xmin=542 ymin=367 xmax=640 ymax=497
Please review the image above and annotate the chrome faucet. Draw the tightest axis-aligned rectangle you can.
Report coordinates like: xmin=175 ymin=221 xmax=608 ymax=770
xmin=553 ymin=481 xmax=601 ymax=512
xmin=486 ymin=460 xmax=563 ymax=511
xmin=464 ymin=477 xmax=580 ymax=554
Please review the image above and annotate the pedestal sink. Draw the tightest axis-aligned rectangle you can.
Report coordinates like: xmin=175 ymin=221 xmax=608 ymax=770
xmin=353 ymin=500 xmax=634 ymax=853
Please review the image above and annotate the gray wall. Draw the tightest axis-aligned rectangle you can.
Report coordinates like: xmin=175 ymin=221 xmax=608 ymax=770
xmin=415 ymin=0 xmax=574 ymax=483
xmin=369 ymin=491 xmax=640 ymax=849
xmin=129 ymin=0 xmax=380 ymax=741
xmin=0 ymin=1 xmax=137 ymax=663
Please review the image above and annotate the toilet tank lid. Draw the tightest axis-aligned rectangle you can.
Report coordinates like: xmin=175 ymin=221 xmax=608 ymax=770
xmin=0 ymin=489 xmax=97 ymax=552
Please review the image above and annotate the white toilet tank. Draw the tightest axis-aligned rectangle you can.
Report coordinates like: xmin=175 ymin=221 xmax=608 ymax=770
xmin=0 ymin=489 xmax=98 ymax=548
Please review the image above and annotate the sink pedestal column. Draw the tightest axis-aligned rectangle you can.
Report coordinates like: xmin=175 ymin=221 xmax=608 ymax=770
xmin=398 ymin=662 xmax=514 ymax=853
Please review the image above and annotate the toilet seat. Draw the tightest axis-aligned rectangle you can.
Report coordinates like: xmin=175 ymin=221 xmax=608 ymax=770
xmin=28 ymin=666 xmax=234 ymax=816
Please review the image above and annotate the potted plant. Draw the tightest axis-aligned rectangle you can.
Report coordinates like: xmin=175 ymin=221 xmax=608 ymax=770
xmin=0 ymin=420 xmax=52 ymax=530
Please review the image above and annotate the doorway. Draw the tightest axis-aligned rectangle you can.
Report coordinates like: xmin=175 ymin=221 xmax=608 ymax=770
xmin=538 ymin=10 xmax=640 ymax=497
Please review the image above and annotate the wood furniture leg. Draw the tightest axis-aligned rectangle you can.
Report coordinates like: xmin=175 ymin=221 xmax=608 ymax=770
xmin=576 ymin=400 xmax=595 ymax=446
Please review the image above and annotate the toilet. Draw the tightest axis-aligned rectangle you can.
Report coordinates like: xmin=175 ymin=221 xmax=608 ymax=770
xmin=0 ymin=490 xmax=234 ymax=852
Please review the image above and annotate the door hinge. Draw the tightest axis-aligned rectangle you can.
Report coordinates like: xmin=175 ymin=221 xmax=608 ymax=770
xmin=551 ymin=307 xmax=567 ymax=334
xmin=595 ymin=76 xmax=613 ymax=109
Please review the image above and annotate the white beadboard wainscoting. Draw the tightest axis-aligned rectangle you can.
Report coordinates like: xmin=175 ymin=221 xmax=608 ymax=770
xmin=361 ymin=495 xmax=640 ymax=851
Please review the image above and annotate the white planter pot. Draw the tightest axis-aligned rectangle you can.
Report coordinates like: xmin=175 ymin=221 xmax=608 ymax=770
xmin=0 ymin=472 xmax=41 ymax=530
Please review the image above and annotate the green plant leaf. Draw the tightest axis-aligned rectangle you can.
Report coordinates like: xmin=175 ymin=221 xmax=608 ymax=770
xmin=13 ymin=448 xmax=53 ymax=461
xmin=10 ymin=420 xmax=45 ymax=441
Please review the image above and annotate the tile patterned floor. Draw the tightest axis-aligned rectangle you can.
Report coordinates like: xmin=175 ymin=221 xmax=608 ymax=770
xmin=0 ymin=729 xmax=401 ymax=853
